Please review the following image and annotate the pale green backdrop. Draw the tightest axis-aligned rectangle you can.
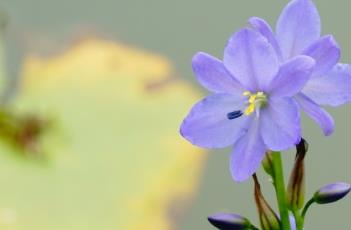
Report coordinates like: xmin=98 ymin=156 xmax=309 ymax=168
xmin=1 ymin=0 xmax=351 ymax=229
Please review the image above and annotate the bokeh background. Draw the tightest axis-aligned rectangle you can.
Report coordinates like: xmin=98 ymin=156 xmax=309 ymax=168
xmin=0 ymin=0 xmax=349 ymax=229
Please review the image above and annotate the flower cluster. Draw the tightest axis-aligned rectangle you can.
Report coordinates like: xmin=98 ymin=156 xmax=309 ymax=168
xmin=180 ymin=0 xmax=351 ymax=229
xmin=180 ymin=0 xmax=351 ymax=182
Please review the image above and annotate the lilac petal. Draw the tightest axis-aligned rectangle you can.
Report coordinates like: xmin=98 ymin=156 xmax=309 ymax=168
xmin=230 ymin=118 xmax=266 ymax=182
xmin=249 ymin=17 xmax=283 ymax=61
xmin=180 ymin=93 xmax=250 ymax=148
xmin=224 ymin=28 xmax=279 ymax=92
xmin=269 ymin=55 xmax=315 ymax=97
xmin=303 ymin=63 xmax=351 ymax=106
xmin=289 ymin=215 xmax=297 ymax=230
xmin=192 ymin=52 xmax=244 ymax=94
xmin=295 ymin=93 xmax=335 ymax=136
xmin=260 ymin=98 xmax=301 ymax=151
xmin=276 ymin=0 xmax=321 ymax=60
xmin=303 ymin=35 xmax=341 ymax=77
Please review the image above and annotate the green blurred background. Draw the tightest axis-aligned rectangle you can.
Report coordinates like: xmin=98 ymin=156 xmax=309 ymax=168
xmin=0 ymin=0 xmax=350 ymax=229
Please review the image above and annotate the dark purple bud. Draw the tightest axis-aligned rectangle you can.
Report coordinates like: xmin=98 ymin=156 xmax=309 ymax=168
xmin=314 ymin=182 xmax=351 ymax=204
xmin=208 ymin=213 xmax=255 ymax=230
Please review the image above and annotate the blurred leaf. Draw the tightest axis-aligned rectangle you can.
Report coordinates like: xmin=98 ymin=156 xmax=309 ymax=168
xmin=0 ymin=38 xmax=205 ymax=230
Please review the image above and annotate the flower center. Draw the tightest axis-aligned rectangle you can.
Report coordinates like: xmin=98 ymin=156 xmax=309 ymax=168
xmin=243 ymin=91 xmax=267 ymax=116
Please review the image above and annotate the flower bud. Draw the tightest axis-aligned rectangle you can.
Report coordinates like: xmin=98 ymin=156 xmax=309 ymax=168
xmin=286 ymin=139 xmax=307 ymax=210
xmin=313 ymin=182 xmax=351 ymax=204
xmin=253 ymin=174 xmax=280 ymax=230
xmin=262 ymin=151 xmax=275 ymax=177
xmin=207 ymin=213 xmax=256 ymax=230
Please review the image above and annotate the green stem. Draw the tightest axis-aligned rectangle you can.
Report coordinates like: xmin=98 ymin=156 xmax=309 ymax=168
xmin=292 ymin=209 xmax=303 ymax=230
xmin=271 ymin=151 xmax=291 ymax=230
xmin=301 ymin=198 xmax=314 ymax=219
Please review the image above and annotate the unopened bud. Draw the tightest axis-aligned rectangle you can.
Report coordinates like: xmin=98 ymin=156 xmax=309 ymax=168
xmin=313 ymin=182 xmax=351 ymax=204
xmin=253 ymin=174 xmax=280 ymax=230
xmin=287 ymin=139 xmax=307 ymax=210
xmin=207 ymin=213 xmax=256 ymax=230
xmin=262 ymin=151 xmax=275 ymax=177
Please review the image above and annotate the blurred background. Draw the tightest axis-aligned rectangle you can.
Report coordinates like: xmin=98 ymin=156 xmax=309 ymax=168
xmin=0 ymin=0 xmax=349 ymax=229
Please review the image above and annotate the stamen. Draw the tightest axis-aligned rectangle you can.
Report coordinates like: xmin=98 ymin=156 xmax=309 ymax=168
xmin=227 ymin=110 xmax=243 ymax=120
xmin=248 ymin=94 xmax=257 ymax=104
xmin=242 ymin=91 xmax=267 ymax=116
xmin=244 ymin=103 xmax=255 ymax=116
xmin=257 ymin=92 xmax=264 ymax=97
xmin=243 ymin=91 xmax=251 ymax=96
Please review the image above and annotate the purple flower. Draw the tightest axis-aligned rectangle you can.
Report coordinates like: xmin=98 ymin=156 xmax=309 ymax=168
xmin=249 ymin=0 xmax=351 ymax=136
xmin=180 ymin=28 xmax=315 ymax=182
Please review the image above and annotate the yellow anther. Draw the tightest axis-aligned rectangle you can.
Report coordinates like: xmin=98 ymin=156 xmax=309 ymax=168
xmin=257 ymin=92 xmax=264 ymax=97
xmin=243 ymin=91 xmax=267 ymax=116
xmin=243 ymin=91 xmax=251 ymax=96
xmin=244 ymin=103 xmax=255 ymax=115
xmin=248 ymin=94 xmax=257 ymax=104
